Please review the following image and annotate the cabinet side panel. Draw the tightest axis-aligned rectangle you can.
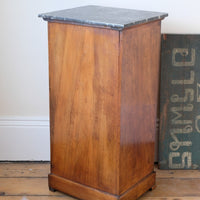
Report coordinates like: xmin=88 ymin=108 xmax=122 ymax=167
xmin=48 ymin=22 xmax=120 ymax=194
xmin=120 ymin=21 xmax=161 ymax=194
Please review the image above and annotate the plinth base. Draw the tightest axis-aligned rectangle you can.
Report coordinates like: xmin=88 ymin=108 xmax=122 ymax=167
xmin=48 ymin=172 xmax=156 ymax=200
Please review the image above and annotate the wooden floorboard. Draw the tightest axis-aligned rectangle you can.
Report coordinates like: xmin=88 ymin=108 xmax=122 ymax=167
xmin=141 ymin=178 xmax=200 ymax=198
xmin=2 ymin=163 xmax=200 ymax=179
xmin=0 ymin=197 xmax=76 ymax=200
xmin=155 ymin=167 xmax=200 ymax=179
xmin=1 ymin=197 xmax=200 ymax=200
xmin=0 ymin=178 xmax=64 ymax=196
xmin=141 ymin=198 xmax=200 ymax=200
xmin=0 ymin=163 xmax=50 ymax=178
xmin=0 ymin=163 xmax=200 ymax=199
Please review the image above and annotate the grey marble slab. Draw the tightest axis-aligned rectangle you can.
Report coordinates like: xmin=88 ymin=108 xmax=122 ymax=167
xmin=39 ymin=5 xmax=168 ymax=30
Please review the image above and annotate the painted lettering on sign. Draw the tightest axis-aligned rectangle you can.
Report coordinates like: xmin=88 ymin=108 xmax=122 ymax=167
xmin=169 ymin=47 xmax=196 ymax=169
xmin=197 ymin=83 xmax=200 ymax=102
xmin=169 ymin=152 xmax=192 ymax=168
xmin=172 ymin=48 xmax=195 ymax=66
xmin=159 ymin=35 xmax=200 ymax=170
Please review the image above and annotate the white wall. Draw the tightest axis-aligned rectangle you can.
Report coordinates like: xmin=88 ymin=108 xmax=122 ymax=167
xmin=0 ymin=0 xmax=199 ymax=160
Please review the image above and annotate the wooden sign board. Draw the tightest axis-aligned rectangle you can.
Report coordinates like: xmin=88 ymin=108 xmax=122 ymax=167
xmin=159 ymin=34 xmax=200 ymax=169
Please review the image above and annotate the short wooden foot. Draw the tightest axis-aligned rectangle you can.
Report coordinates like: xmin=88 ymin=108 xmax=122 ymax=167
xmin=0 ymin=192 xmax=5 ymax=196
xmin=49 ymin=187 xmax=56 ymax=192
xmin=149 ymin=185 xmax=156 ymax=191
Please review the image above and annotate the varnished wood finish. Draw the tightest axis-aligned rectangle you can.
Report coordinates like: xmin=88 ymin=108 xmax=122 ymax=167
xmin=48 ymin=20 xmax=161 ymax=199
xmin=119 ymin=173 xmax=155 ymax=200
xmin=119 ymin=21 xmax=161 ymax=194
xmin=48 ymin=172 xmax=155 ymax=200
xmin=48 ymin=22 xmax=120 ymax=195
xmin=49 ymin=174 xmax=118 ymax=200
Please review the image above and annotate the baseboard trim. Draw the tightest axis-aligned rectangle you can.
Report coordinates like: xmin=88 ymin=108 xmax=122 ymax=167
xmin=0 ymin=116 xmax=50 ymax=161
xmin=0 ymin=116 xmax=49 ymax=127
xmin=0 ymin=161 xmax=50 ymax=163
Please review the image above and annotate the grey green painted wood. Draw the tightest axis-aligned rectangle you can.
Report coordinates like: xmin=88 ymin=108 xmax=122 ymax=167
xmin=159 ymin=34 xmax=200 ymax=169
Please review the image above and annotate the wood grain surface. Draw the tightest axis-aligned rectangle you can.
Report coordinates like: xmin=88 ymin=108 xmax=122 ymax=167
xmin=119 ymin=20 xmax=161 ymax=194
xmin=47 ymin=19 xmax=162 ymax=199
xmin=0 ymin=198 xmax=75 ymax=200
xmin=0 ymin=163 xmax=200 ymax=200
xmin=48 ymin=19 xmax=162 ymax=199
xmin=0 ymin=163 xmax=49 ymax=178
xmin=48 ymin=22 xmax=120 ymax=195
xmin=155 ymin=167 xmax=200 ymax=178
xmin=1 ymin=198 xmax=200 ymax=200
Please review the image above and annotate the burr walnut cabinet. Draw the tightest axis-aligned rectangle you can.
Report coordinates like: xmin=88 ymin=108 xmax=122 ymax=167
xmin=39 ymin=5 xmax=167 ymax=200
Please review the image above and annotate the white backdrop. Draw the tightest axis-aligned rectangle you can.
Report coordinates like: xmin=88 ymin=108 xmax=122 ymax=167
xmin=0 ymin=0 xmax=199 ymax=160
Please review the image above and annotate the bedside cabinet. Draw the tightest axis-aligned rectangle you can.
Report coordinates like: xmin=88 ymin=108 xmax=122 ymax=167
xmin=39 ymin=5 xmax=167 ymax=200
